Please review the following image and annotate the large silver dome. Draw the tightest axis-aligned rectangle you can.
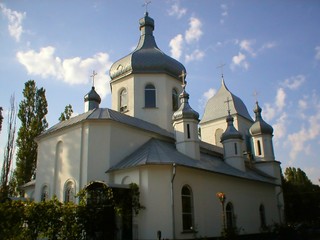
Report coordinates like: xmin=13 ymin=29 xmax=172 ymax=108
xmin=109 ymin=12 xmax=186 ymax=82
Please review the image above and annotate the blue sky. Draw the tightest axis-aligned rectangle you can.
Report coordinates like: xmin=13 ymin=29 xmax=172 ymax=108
xmin=0 ymin=0 xmax=319 ymax=184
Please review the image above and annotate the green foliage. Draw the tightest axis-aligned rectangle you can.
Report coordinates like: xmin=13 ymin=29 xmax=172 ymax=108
xmin=15 ymin=80 xmax=48 ymax=188
xmin=0 ymin=106 xmax=3 ymax=133
xmin=283 ymin=167 xmax=320 ymax=223
xmin=0 ymin=184 xmax=144 ymax=239
xmin=59 ymin=104 xmax=73 ymax=121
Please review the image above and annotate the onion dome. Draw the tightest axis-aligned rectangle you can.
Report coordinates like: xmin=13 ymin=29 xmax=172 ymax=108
xmin=249 ymin=102 xmax=273 ymax=135
xmin=109 ymin=12 xmax=186 ymax=82
xmin=221 ymin=112 xmax=243 ymax=142
xmin=173 ymin=79 xmax=199 ymax=121
xmin=84 ymin=86 xmax=101 ymax=110
xmin=200 ymin=77 xmax=253 ymax=124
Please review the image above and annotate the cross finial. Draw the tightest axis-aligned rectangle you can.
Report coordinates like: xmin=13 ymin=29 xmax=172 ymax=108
xmin=217 ymin=63 xmax=226 ymax=77
xmin=90 ymin=70 xmax=97 ymax=87
xmin=179 ymin=70 xmax=187 ymax=89
xmin=224 ymin=97 xmax=232 ymax=115
xmin=253 ymin=90 xmax=259 ymax=103
xmin=143 ymin=0 xmax=151 ymax=13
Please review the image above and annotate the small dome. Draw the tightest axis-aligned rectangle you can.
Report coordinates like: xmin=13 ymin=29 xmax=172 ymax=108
xmin=173 ymin=89 xmax=199 ymax=121
xmin=249 ymin=102 xmax=273 ymax=135
xmin=84 ymin=87 xmax=101 ymax=104
xmin=109 ymin=12 xmax=186 ymax=82
xmin=221 ymin=114 xmax=243 ymax=142
xmin=200 ymin=78 xmax=253 ymax=124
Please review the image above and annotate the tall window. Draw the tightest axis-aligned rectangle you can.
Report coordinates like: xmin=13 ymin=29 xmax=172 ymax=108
xmin=234 ymin=143 xmax=238 ymax=155
xmin=259 ymin=204 xmax=266 ymax=228
xmin=181 ymin=185 xmax=194 ymax=231
xmin=172 ymin=88 xmax=179 ymax=111
xmin=226 ymin=202 xmax=235 ymax=230
xmin=64 ymin=181 xmax=75 ymax=203
xmin=41 ymin=185 xmax=49 ymax=201
xmin=120 ymin=88 xmax=128 ymax=112
xmin=145 ymin=84 xmax=156 ymax=108
xmin=257 ymin=140 xmax=262 ymax=156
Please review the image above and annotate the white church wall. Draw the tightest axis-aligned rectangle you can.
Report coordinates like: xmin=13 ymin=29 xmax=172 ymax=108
xmin=35 ymin=124 xmax=83 ymax=202
xmin=173 ymin=166 xmax=280 ymax=238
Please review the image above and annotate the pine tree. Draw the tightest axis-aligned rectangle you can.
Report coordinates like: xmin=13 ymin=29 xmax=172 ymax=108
xmin=14 ymin=80 xmax=48 ymax=188
xmin=59 ymin=104 xmax=73 ymax=121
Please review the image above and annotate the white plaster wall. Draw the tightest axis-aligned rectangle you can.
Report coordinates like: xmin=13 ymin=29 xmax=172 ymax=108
xmin=35 ymin=124 xmax=83 ymax=202
xmin=111 ymin=73 xmax=182 ymax=132
xmin=111 ymin=164 xmax=281 ymax=240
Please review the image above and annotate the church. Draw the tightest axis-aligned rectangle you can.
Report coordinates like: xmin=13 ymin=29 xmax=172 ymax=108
xmin=23 ymin=11 xmax=284 ymax=240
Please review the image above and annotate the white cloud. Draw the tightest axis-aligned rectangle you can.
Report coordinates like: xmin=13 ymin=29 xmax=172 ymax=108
xmin=185 ymin=49 xmax=205 ymax=63
xmin=275 ymin=88 xmax=286 ymax=111
xmin=259 ymin=42 xmax=277 ymax=52
xmin=315 ymin=46 xmax=320 ymax=60
xmin=298 ymin=99 xmax=308 ymax=110
xmin=263 ymin=103 xmax=276 ymax=121
xmin=185 ymin=17 xmax=203 ymax=44
xmin=0 ymin=3 xmax=26 ymax=42
xmin=231 ymin=52 xmax=249 ymax=70
xmin=169 ymin=34 xmax=183 ymax=60
xmin=167 ymin=3 xmax=187 ymax=19
xmin=16 ymin=46 xmax=112 ymax=99
xmin=198 ymin=88 xmax=216 ymax=111
xmin=220 ymin=4 xmax=228 ymax=24
xmin=273 ymin=112 xmax=287 ymax=143
xmin=239 ymin=39 xmax=256 ymax=57
xmin=286 ymin=94 xmax=320 ymax=160
xmin=281 ymin=75 xmax=305 ymax=90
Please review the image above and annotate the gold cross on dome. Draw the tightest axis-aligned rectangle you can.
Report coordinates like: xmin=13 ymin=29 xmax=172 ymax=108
xmin=253 ymin=90 xmax=259 ymax=102
xmin=90 ymin=70 xmax=97 ymax=87
xmin=224 ymin=97 xmax=232 ymax=114
xmin=143 ymin=0 xmax=151 ymax=13
xmin=217 ymin=63 xmax=226 ymax=77
xmin=179 ymin=70 xmax=187 ymax=87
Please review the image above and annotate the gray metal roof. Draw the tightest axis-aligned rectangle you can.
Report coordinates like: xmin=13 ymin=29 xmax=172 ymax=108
xmin=200 ymin=78 xmax=253 ymax=124
xmin=109 ymin=12 xmax=185 ymax=82
xmin=250 ymin=102 xmax=273 ymax=135
xmin=108 ymin=138 xmax=276 ymax=185
xmin=37 ymin=108 xmax=173 ymax=140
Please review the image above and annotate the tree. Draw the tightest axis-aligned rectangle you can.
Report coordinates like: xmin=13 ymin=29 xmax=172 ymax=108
xmin=14 ymin=80 xmax=48 ymax=188
xmin=59 ymin=104 xmax=73 ymax=121
xmin=0 ymin=106 xmax=3 ymax=133
xmin=283 ymin=167 xmax=320 ymax=223
xmin=0 ymin=95 xmax=17 ymax=200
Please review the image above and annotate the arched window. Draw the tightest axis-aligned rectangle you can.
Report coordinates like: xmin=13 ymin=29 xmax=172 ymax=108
xmin=259 ymin=204 xmax=266 ymax=228
xmin=215 ymin=128 xmax=224 ymax=147
xmin=234 ymin=143 xmax=238 ymax=155
xmin=226 ymin=202 xmax=235 ymax=230
xmin=145 ymin=84 xmax=156 ymax=108
xmin=257 ymin=140 xmax=262 ymax=156
xmin=41 ymin=185 xmax=49 ymax=201
xmin=172 ymin=88 xmax=179 ymax=111
xmin=120 ymin=88 xmax=128 ymax=112
xmin=181 ymin=185 xmax=194 ymax=231
xmin=64 ymin=181 xmax=75 ymax=203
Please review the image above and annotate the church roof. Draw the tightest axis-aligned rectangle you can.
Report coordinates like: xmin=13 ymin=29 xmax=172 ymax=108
xmin=109 ymin=12 xmax=186 ymax=82
xmin=36 ymin=108 xmax=173 ymax=140
xmin=108 ymin=138 xmax=276 ymax=185
xmin=250 ymin=102 xmax=273 ymax=135
xmin=84 ymin=86 xmax=101 ymax=104
xmin=200 ymin=78 xmax=253 ymax=124
xmin=221 ymin=114 xmax=243 ymax=142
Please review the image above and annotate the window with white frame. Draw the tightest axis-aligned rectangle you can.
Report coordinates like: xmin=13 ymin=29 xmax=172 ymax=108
xmin=181 ymin=185 xmax=194 ymax=231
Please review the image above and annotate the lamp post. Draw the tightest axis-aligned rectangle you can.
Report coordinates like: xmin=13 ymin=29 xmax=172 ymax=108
xmin=216 ymin=192 xmax=226 ymax=231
